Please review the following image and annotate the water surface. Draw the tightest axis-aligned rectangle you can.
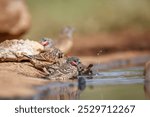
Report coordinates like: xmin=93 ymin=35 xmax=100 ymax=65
xmin=34 ymin=66 xmax=148 ymax=100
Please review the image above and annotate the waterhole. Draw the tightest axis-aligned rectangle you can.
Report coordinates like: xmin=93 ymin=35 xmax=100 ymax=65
xmin=33 ymin=65 xmax=149 ymax=100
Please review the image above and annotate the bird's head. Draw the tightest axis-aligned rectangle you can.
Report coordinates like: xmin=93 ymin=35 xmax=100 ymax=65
xmin=40 ymin=37 xmax=54 ymax=48
xmin=60 ymin=26 xmax=75 ymax=39
xmin=66 ymin=56 xmax=81 ymax=67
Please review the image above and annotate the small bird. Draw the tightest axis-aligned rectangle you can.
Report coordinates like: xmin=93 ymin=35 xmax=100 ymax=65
xmin=53 ymin=56 xmax=93 ymax=77
xmin=40 ymin=26 xmax=75 ymax=54
xmin=46 ymin=56 xmax=81 ymax=80
xmin=25 ymin=47 xmax=64 ymax=61
xmin=23 ymin=47 xmax=64 ymax=74
xmin=34 ymin=47 xmax=64 ymax=61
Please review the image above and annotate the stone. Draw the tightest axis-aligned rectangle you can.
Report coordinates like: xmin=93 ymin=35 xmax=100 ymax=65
xmin=0 ymin=39 xmax=44 ymax=62
xmin=0 ymin=0 xmax=30 ymax=42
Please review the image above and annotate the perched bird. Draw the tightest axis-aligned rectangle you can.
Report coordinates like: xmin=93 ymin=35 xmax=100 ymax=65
xmin=0 ymin=39 xmax=44 ymax=62
xmin=23 ymin=47 xmax=64 ymax=73
xmin=40 ymin=26 xmax=75 ymax=54
xmin=46 ymin=56 xmax=81 ymax=80
xmin=44 ymin=56 xmax=93 ymax=79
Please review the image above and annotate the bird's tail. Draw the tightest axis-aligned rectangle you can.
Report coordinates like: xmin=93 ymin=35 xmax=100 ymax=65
xmin=87 ymin=64 xmax=93 ymax=69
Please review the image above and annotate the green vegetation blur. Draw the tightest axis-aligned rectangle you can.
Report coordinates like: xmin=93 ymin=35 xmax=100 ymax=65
xmin=25 ymin=0 xmax=150 ymax=40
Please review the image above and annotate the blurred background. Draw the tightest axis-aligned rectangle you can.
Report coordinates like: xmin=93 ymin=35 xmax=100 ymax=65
xmin=25 ymin=0 xmax=150 ymax=56
xmin=26 ymin=0 xmax=150 ymax=37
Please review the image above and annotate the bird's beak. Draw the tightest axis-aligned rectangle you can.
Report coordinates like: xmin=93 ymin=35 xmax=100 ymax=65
xmin=41 ymin=41 xmax=48 ymax=46
xmin=71 ymin=61 xmax=77 ymax=66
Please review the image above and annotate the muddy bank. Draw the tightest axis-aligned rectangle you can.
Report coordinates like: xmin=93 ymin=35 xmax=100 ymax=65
xmin=0 ymin=71 xmax=48 ymax=99
xmin=0 ymin=62 xmax=47 ymax=78
xmin=0 ymin=62 xmax=50 ymax=99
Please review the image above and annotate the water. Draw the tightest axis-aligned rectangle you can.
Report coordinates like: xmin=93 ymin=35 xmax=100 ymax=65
xmin=33 ymin=66 xmax=149 ymax=100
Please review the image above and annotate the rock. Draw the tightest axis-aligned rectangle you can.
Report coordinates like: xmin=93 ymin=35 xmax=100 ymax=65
xmin=0 ymin=0 xmax=30 ymax=42
xmin=144 ymin=61 xmax=150 ymax=81
xmin=0 ymin=62 xmax=47 ymax=78
xmin=0 ymin=39 xmax=44 ymax=62
xmin=0 ymin=62 xmax=49 ymax=99
xmin=0 ymin=69 xmax=48 ymax=99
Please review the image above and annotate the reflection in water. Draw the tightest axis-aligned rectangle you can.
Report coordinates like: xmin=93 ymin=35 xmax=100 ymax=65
xmin=144 ymin=81 xmax=150 ymax=99
xmin=78 ymin=77 xmax=86 ymax=91
xmin=33 ymin=77 xmax=86 ymax=100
